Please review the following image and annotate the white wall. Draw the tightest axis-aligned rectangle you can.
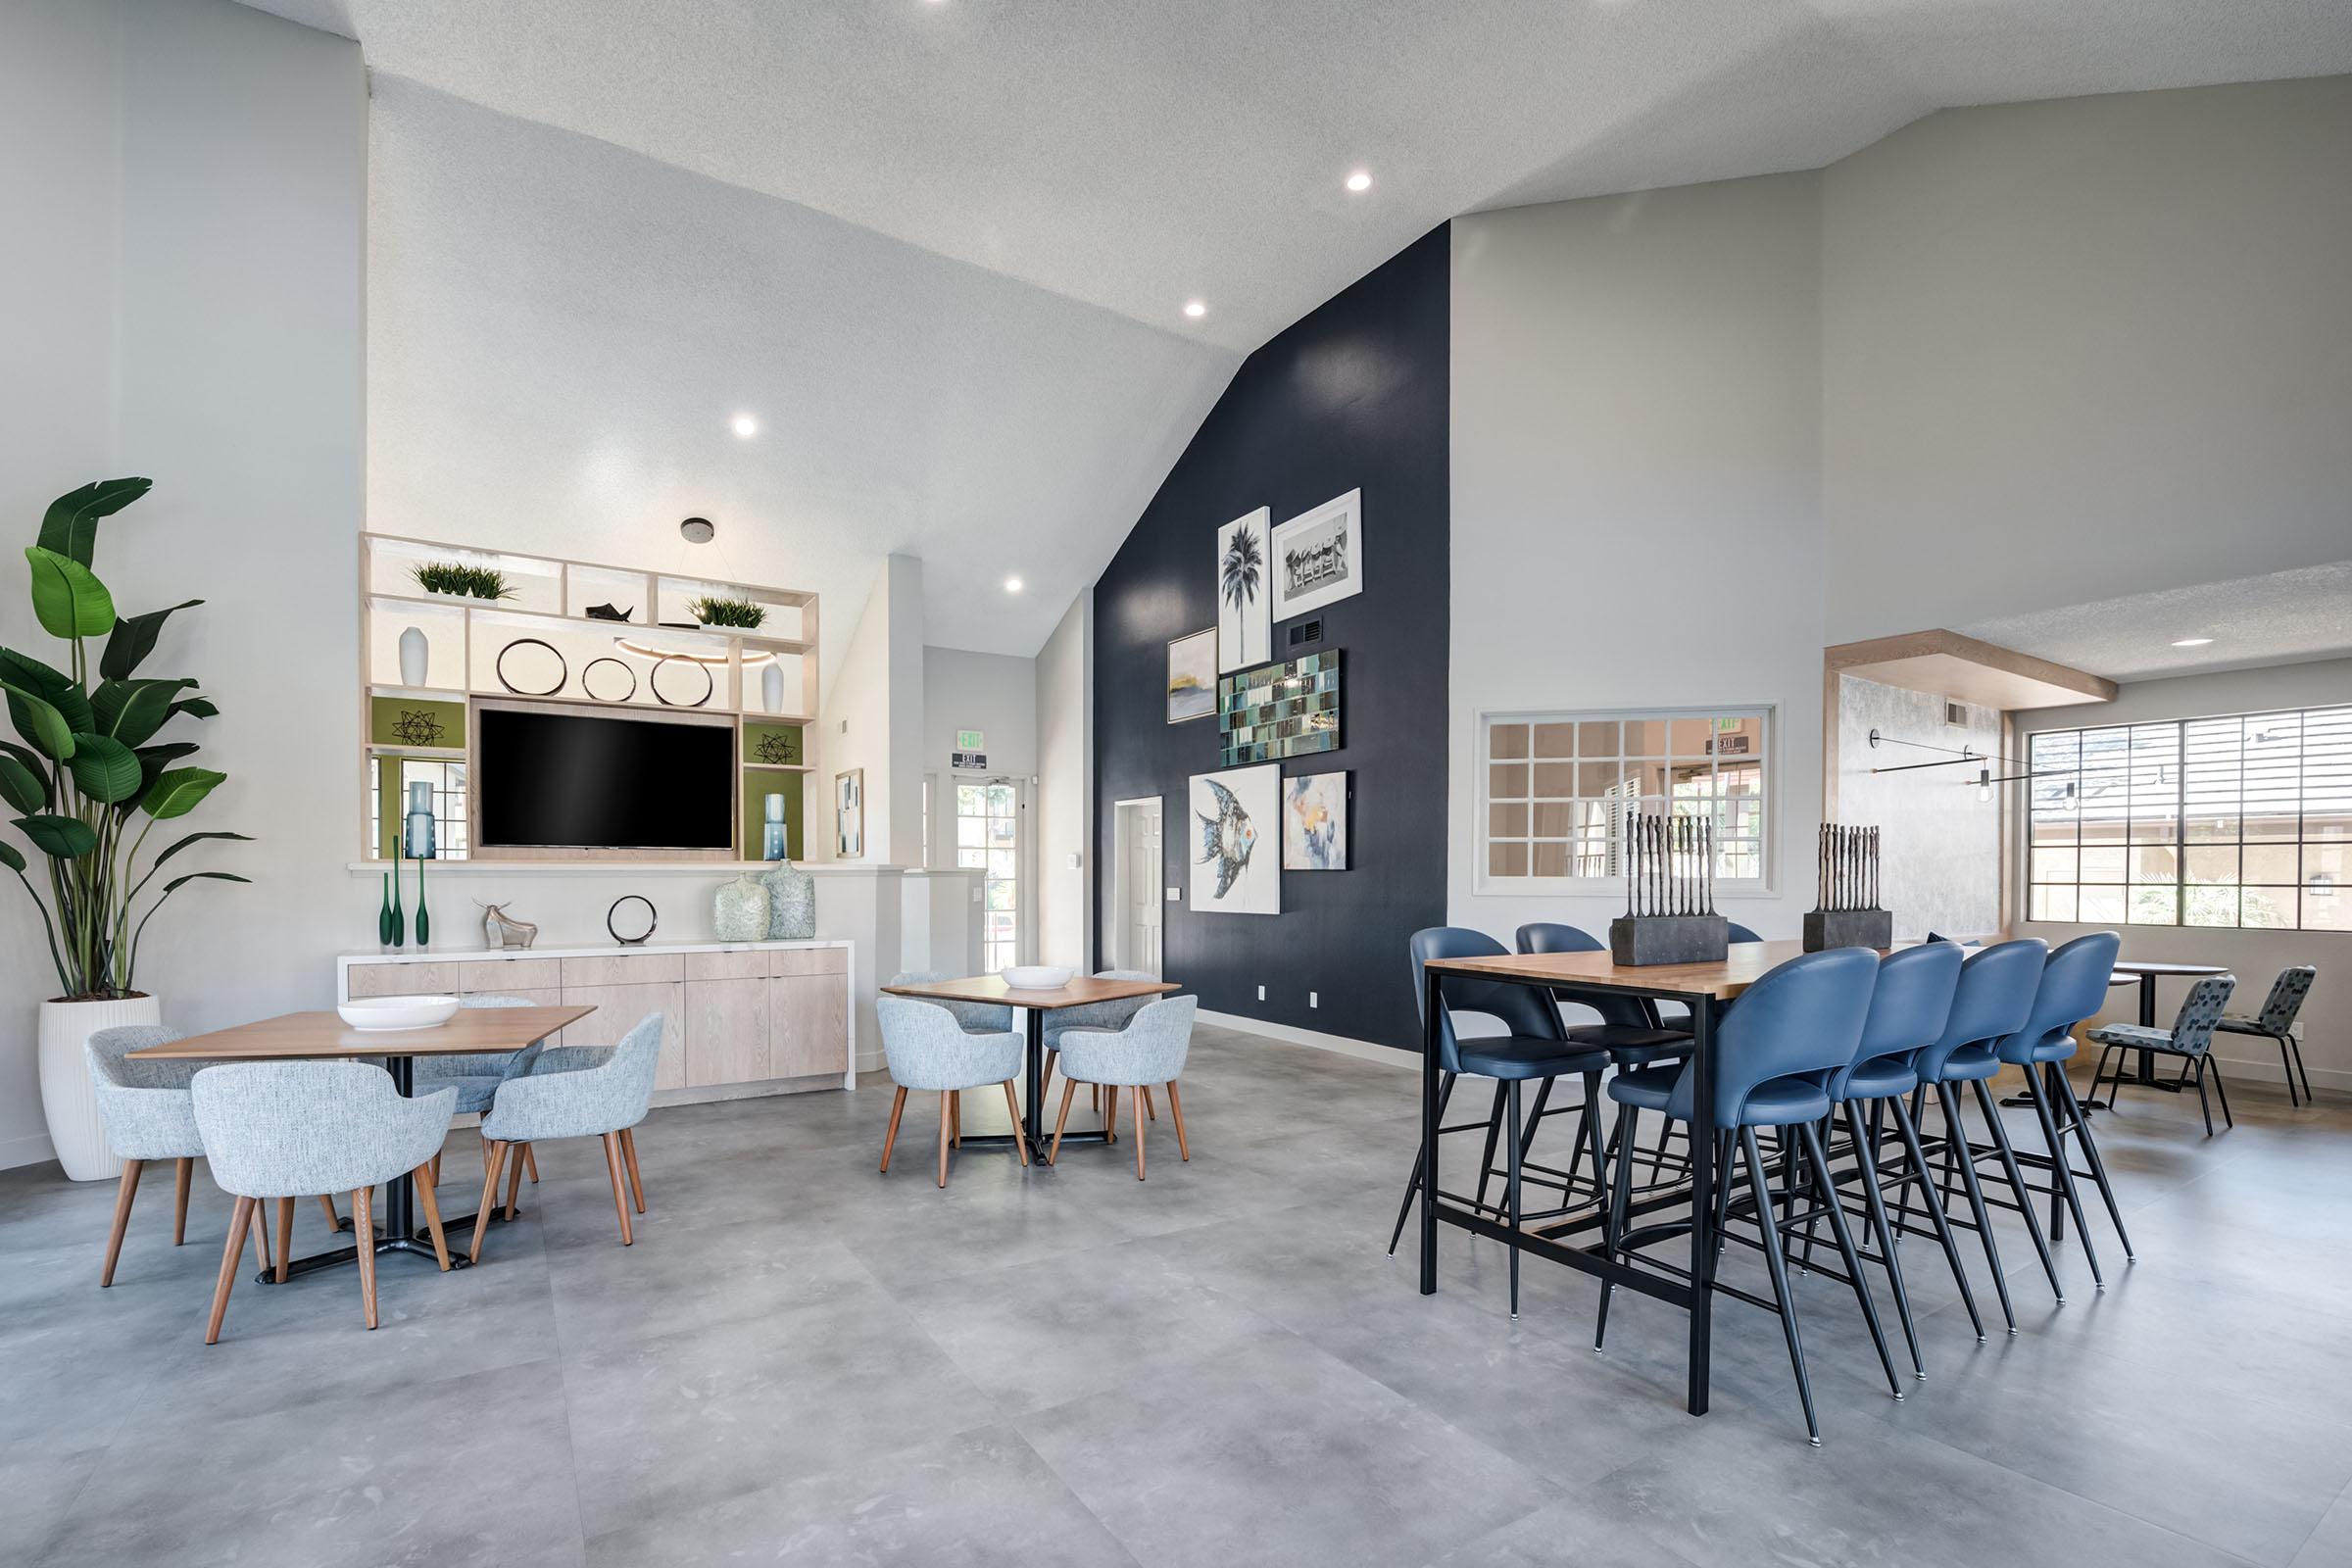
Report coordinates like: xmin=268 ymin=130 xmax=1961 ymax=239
xmin=1447 ymin=173 xmax=1828 ymax=947
xmin=1835 ymin=677 xmax=2003 ymax=941
xmin=1033 ymin=590 xmax=1094 ymax=972
xmin=812 ymin=556 xmax=924 ymax=865
xmin=0 ymin=0 xmax=366 ymax=1169
xmin=923 ymin=642 xmax=1039 ymax=959
xmin=1822 ymin=76 xmax=2352 ymax=641
xmin=2015 ymin=657 xmax=2352 ymax=1092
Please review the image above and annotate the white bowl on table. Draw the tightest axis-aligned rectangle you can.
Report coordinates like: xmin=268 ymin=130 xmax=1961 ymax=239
xmin=1001 ymin=965 xmax=1074 ymax=992
xmin=336 ymin=995 xmax=462 ymax=1032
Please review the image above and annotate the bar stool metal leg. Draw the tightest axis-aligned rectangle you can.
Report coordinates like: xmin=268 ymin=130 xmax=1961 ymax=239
xmin=1798 ymin=1119 xmax=1904 ymax=1400
xmin=1844 ymin=1102 xmax=1925 ymax=1380
xmin=1935 ymin=1083 xmax=2016 ymax=1332
xmin=2022 ymin=1064 xmax=2103 ymax=1289
xmin=1888 ymin=1092 xmax=1985 ymax=1341
xmin=2054 ymin=1066 xmax=2137 ymax=1257
xmin=1968 ymin=1077 xmax=2065 ymax=1302
xmin=1742 ymin=1127 xmax=1820 ymax=1446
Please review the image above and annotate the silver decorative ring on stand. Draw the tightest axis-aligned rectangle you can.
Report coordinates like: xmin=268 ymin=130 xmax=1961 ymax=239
xmin=581 ymin=657 xmax=638 ymax=703
xmin=649 ymin=655 xmax=713 ymax=707
xmin=494 ymin=637 xmax=567 ymax=697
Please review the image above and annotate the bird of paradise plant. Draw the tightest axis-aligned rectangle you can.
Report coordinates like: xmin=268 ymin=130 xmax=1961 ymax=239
xmin=1 ymin=479 xmax=249 ymax=1000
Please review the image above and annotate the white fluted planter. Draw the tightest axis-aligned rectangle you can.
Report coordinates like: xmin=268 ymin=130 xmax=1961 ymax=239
xmin=38 ymin=995 xmax=161 ymax=1181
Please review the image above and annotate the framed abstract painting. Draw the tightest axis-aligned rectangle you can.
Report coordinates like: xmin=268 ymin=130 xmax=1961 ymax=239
xmin=1166 ymin=627 xmax=1216 ymax=723
xmin=1282 ymin=771 xmax=1348 ymax=870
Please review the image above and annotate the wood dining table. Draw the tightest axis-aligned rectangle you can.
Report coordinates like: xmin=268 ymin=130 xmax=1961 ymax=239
xmin=880 ymin=974 xmax=1179 ymax=1157
xmin=129 ymin=1004 xmax=591 ymax=1281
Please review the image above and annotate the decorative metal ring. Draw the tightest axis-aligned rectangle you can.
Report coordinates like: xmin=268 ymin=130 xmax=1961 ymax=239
xmin=581 ymin=657 xmax=638 ymax=703
xmin=649 ymin=655 xmax=713 ymax=708
xmin=607 ymin=895 xmax=657 ymax=946
xmin=494 ymin=637 xmax=568 ymax=697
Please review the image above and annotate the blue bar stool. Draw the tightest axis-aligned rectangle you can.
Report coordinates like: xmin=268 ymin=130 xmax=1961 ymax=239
xmin=1516 ymin=922 xmax=1693 ymax=1183
xmin=1996 ymin=931 xmax=2135 ymax=1287
xmin=1390 ymin=928 xmax=1615 ymax=1318
xmin=1594 ymin=947 xmax=1899 ymax=1444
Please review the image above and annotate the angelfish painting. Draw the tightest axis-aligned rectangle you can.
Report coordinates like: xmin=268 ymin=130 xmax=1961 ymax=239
xmin=1282 ymin=772 xmax=1348 ymax=870
xmin=1189 ymin=764 xmax=1280 ymax=914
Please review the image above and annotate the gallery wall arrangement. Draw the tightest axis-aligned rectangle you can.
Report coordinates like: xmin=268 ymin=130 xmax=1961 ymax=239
xmin=1094 ymin=225 xmax=1450 ymax=1051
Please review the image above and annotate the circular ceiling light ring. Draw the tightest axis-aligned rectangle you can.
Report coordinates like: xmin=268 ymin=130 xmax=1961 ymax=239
xmin=494 ymin=637 xmax=568 ymax=697
xmin=649 ymin=655 xmax=714 ymax=708
xmin=581 ymin=657 xmax=638 ymax=704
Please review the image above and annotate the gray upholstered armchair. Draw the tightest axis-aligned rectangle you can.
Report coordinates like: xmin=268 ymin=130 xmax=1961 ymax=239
xmin=876 ymin=995 xmax=1027 ymax=1187
xmin=189 ymin=1061 xmax=457 ymax=1343
xmin=469 ymin=1011 xmax=663 ymax=1258
xmin=85 ymin=1024 xmax=274 ymax=1286
xmin=1049 ymin=995 xmax=1198 ymax=1179
xmin=1040 ymin=970 xmax=1160 ymax=1117
xmin=417 ymin=994 xmax=550 ymax=1191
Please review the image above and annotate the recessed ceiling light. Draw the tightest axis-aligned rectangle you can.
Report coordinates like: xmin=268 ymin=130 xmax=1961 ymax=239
xmin=1345 ymin=171 xmax=1372 ymax=193
xmin=730 ymin=414 xmax=758 ymax=438
xmin=1004 ymin=576 xmax=1024 ymax=593
xmin=2171 ymin=636 xmax=2215 ymax=647
xmin=1182 ymin=300 xmax=1206 ymax=318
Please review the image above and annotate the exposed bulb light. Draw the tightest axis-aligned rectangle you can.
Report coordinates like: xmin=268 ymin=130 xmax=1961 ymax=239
xmin=1182 ymin=300 xmax=1206 ymax=318
xmin=2171 ymin=636 xmax=2214 ymax=647
xmin=1345 ymin=171 xmax=1372 ymax=192
xmin=1004 ymin=576 xmax=1024 ymax=593
xmin=730 ymin=413 xmax=759 ymax=438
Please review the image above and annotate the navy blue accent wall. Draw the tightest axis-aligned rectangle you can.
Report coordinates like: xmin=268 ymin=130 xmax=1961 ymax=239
xmin=1092 ymin=225 xmax=1449 ymax=1052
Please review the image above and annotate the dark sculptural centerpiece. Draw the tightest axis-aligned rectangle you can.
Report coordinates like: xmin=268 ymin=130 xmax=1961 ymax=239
xmin=1608 ymin=811 xmax=1730 ymax=966
xmin=1804 ymin=823 xmax=1893 ymax=952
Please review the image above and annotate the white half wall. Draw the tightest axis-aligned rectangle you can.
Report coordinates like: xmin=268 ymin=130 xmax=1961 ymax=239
xmin=813 ymin=555 xmax=924 ymax=865
xmin=1034 ymin=591 xmax=1094 ymax=972
xmin=0 ymin=0 xmax=366 ymax=1170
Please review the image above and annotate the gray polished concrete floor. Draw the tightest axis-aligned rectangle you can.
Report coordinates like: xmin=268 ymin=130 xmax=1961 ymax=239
xmin=4 ymin=1024 xmax=2348 ymax=1568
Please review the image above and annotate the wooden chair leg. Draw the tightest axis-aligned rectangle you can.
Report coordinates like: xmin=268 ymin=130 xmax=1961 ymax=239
xmin=469 ymin=1140 xmax=509 ymax=1264
xmin=101 ymin=1158 xmax=144 ymax=1287
xmin=250 ymin=1195 xmax=272 ymax=1273
xmin=274 ymin=1198 xmax=294 ymax=1285
xmin=412 ymin=1163 xmax=452 ymax=1271
xmin=951 ymin=1090 xmax=962 ymax=1149
xmin=938 ymin=1093 xmax=953 ymax=1189
xmin=353 ymin=1186 xmax=378 ymax=1329
xmin=1165 ymin=1080 xmax=1190 ymax=1161
xmin=525 ymin=1144 xmax=540 ymax=1184
xmin=505 ymin=1142 xmax=527 ymax=1220
xmin=601 ymin=1131 xmax=634 ymax=1245
xmin=1142 ymin=1085 xmax=1156 ymax=1122
xmin=1001 ymin=1079 xmax=1029 ymax=1167
xmin=205 ymin=1196 xmax=253 ymax=1345
xmin=318 ymin=1193 xmax=342 ymax=1232
xmin=172 ymin=1156 xmax=193 ymax=1246
xmin=619 ymin=1128 xmax=645 ymax=1213
xmin=880 ymin=1085 xmax=908 ymax=1172
xmin=1133 ymin=1083 xmax=1147 ymax=1180
xmin=1051 ymin=1079 xmax=1077 ymax=1165
xmin=428 ymin=1152 xmax=441 ymax=1189
xmin=1104 ymin=1086 xmax=1119 ymax=1146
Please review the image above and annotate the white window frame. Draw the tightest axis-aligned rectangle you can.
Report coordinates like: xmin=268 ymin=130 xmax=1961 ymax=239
xmin=1474 ymin=704 xmax=1778 ymax=898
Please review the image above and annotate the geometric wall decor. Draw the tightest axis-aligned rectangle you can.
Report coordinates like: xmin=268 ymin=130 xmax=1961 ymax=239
xmin=1217 ymin=649 xmax=1339 ymax=767
xmin=1282 ymin=771 xmax=1348 ymax=870
xmin=1190 ymin=764 xmax=1280 ymax=914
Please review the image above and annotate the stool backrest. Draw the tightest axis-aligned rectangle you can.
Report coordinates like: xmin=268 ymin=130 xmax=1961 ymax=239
xmin=1666 ymin=947 xmax=1878 ymax=1124
xmin=1915 ymin=939 xmax=2046 ymax=1080
xmin=1728 ymin=922 xmax=1764 ymax=944
xmin=2168 ymin=973 xmax=2236 ymax=1055
xmin=1998 ymin=931 xmax=2121 ymax=1064
xmin=1515 ymin=922 xmax=1656 ymax=1031
xmin=1836 ymin=941 xmax=1963 ymax=1094
xmin=1409 ymin=927 xmax=1561 ymax=1074
xmin=2255 ymin=965 xmax=2316 ymax=1033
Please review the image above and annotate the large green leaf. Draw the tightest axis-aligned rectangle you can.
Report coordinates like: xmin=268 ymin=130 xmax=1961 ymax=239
xmin=141 ymin=766 xmax=225 ymax=820
xmin=0 ymin=648 xmax=93 ymax=734
xmin=15 ymin=813 xmax=97 ymax=858
xmin=149 ymin=828 xmax=253 ymax=870
xmin=1 ymin=683 xmax=75 ymax=760
xmin=24 ymin=548 xmax=116 ymax=640
xmin=171 ymin=696 xmax=218 ymax=721
xmin=90 ymin=678 xmax=190 ymax=748
xmin=67 ymin=734 xmax=142 ymax=804
xmin=100 ymin=599 xmax=202 ymax=680
xmin=0 ymin=742 xmax=50 ymax=806
xmin=38 ymin=477 xmax=151 ymax=566
xmin=0 ymin=840 xmax=23 ymax=872
xmin=0 ymin=753 xmax=44 ymax=813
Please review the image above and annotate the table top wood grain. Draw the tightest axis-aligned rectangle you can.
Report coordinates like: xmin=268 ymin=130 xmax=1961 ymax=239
xmin=126 ymin=1005 xmax=594 ymax=1060
xmin=881 ymin=975 xmax=1180 ymax=1011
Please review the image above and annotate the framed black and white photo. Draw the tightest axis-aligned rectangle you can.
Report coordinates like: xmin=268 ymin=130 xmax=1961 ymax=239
xmin=1270 ymin=488 xmax=1362 ymax=621
xmin=1216 ymin=507 xmax=1271 ymax=673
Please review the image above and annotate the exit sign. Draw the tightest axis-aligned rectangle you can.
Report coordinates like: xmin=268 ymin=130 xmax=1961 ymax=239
xmin=956 ymin=729 xmax=985 ymax=751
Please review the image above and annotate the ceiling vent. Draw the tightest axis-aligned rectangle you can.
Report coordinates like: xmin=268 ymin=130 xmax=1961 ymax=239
xmin=1943 ymin=700 xmax=1967 ymax=727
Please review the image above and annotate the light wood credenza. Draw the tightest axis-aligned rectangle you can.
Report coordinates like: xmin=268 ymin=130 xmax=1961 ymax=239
xmin=338 ymin=940 xmax=855 ymax=1102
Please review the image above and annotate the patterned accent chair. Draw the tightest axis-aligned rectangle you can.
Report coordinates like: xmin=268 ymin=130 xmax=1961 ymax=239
xmin=470 ymin=1012 xmax=665 ymax=1258
xmin=2087 ymin=973 xmax=2239 ymax=1135
xmin=1049 ymin=996 xmax=1200 ymax=1180
xmin=876 ymin=996 xmax=1027 ymax=1188
xmin=85 ymin=1025 xmax=270 ymax=1286
xmin=2213 ymin=966 xmax=2317 ymax=1105
xmin=189 ymin=1061 xmax=456 ymax=1343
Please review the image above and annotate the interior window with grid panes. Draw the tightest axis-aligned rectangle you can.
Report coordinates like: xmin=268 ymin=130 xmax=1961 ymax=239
xmin=1483 ymin=712 xmax=1766 ymax=886
xmin=956 ymin=782 xmax=1021 ymax=971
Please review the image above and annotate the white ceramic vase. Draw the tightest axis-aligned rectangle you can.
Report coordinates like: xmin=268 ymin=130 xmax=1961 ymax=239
xmin=760 ymin=662 xmax=784 ymax=714
xmin=38 ymin=994 xmax=162 ymax=1181
xmin=398 ymin=625 xmax=429 ymax=687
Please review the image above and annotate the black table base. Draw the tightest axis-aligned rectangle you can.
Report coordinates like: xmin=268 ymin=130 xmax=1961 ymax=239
xmin=953 ymin=1006 xmax=1115 ymax=1159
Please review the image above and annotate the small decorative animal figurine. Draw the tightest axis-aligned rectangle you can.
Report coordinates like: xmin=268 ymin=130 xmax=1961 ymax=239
xmin=477 ymin=902 xmax=539 ymax=950
xmin=584 ymin=602 xmax=634 ymax=622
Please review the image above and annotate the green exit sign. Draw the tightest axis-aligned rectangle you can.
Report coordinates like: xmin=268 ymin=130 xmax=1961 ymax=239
xmin=956 ymin=729 xmax=985 ymax=750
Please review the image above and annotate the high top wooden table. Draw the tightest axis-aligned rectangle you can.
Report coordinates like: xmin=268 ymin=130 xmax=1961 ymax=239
xmin=881 ymin=975 xmax=1179 ymax=1157
xmin=130 ymin=1004 xmax=591 ymax=1279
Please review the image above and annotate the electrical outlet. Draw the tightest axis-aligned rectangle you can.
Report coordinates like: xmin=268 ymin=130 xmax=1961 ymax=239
xmin=1308 ymin=991 xmax=1318 ymax=1008
xmin=1256 ymin=984 xmax=1266 ymax=1001
xmin=1165 ymin=887 xmax=1179 ymax=902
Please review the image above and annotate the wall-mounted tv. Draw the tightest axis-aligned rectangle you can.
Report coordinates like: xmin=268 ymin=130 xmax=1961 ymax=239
xmin=475 ymin=704 xmax=735 ymax=854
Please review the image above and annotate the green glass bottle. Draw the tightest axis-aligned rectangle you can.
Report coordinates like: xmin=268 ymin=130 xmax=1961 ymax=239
xmin=378 ymin=871 xmax=395 ymax=947
xmin=414 ymin=857 xmax=430 ymax=948
xmin=389 ymin=858 xmax=406 ymax=949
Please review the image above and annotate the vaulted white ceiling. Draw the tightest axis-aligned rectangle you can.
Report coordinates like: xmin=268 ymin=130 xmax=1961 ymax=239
xmin=237 ymin=0 xmax=2352 ymax=660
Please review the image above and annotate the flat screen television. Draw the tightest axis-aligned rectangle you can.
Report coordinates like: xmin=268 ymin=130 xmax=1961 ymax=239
xmin=475 ymin=706 xmax=735 ymax=853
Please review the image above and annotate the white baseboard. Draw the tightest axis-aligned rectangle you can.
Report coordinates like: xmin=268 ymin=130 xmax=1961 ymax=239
xmin=2183 ymin=1049 xmax=2344 ymax=1096
xmin=0 ymin=1130 xmax=58 ymax=1172
xmin=1196 ymin=1008 xmax=1412 ymax=1070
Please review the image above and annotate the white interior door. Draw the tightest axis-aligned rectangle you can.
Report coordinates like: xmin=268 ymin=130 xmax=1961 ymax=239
xmin=1123 ymin=800 xmax=1163 ymax=978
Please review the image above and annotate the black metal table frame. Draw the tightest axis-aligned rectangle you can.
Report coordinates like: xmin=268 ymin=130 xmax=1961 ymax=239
xmin=256 ymin=1051 xmax=512 ymax=1284
xmin=1419 ymin=965 xmax=1723 ymax=1417
xmin=950 ymin=1006 xmax=1114 ymax=1161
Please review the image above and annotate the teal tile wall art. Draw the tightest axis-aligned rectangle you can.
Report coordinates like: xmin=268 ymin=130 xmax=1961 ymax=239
xmin=1217 ymin=650 xmax=1340 ymax=766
